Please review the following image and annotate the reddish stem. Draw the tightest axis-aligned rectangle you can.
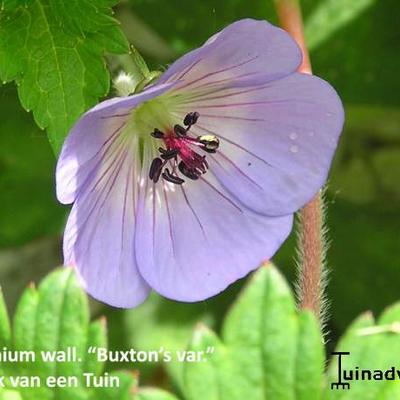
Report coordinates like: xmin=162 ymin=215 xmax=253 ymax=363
xmin=274 ymin=0 xmax=324 ymax=318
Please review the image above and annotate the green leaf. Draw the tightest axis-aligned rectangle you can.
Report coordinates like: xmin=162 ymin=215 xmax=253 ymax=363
xmin=0 ymin=287 xmax=11 ymax=348
xmin=48 ymin=0 xmax=120 ymax=36
xmin=295 ymin=311 xmax=324 ymax=400
xmin=84 ymin=318 xmax=108 ymax=377
xmin=136 ymin=388 xmax=180 ymax=400
xmin=10 ymin=268 xmax=107 ymax=400
xmin=0 ymin=86 xmax=66 ymax=247
xmin=0 ymin=389 xmax=23 ymax=400
xmin=324 ymin=305 xmax=400 ymax=399
xmin=222 ymin=266 xmax=298 ymax=399
xmin=12 ymin=283 xmax=39 ymax=381
xmin=33 ymin=268 xmax=89 ymax=399
xmin=183 ymin=325 xmax=232 ymax=400
xmin=0 ymin=286 xmax=11 ymax=376
xmin=93 ymin=371 xmax=137 ymax=400
xmin=310 ymin=0 xmax=400 ymax=106
xmin=182 ymin=265 xmax=324 ymax=400
xmin=305 ymin=0 xmax=375 ymax=50
xmin=0 ymin=0 xmax=129 ymax=153
xmin=121 ymin=292 xmax=214 ymax=388
xmin=372 ymin=149 xmax=400 ymax=198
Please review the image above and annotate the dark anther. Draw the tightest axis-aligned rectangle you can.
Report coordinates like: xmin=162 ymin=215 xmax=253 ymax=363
xmin=174 ymin=124 xmax=187 ymax=137
xmin=148 ymin=111 xmax=219 ymax=185
xmin=183 ymin=111 xmax=199 ymax=126
xmin=149 ymin=157 xmax=163 ymax=183
xmin=178 ymin=161 xmax=200 ymax=180
xmin=159 ymin=148 xmax=179 ymax=160
xmin=151 ymin=128 xmax=164 ymax=139
xmin=162 ymin=169 xmax=185 ymax=185
xmin=197 ymin=135 xmax=220 ymax=153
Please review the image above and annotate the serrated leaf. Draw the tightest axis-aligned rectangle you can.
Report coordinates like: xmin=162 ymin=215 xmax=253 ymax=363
xmin=222 ymin=265 xmax=298 ymax=400
xmin=183 ymin=325 xmax=232 ymax=400
xmin=122 ymin=292 xmax=214 ymax=389
xmin=33 ymin=267 xmax=89 ymax=400
xmin=49 ymin=0 xmax=119 ymax=36
xmin=136 ymin=388 xmax=180 ymax=400
xmin=84 ymin=317 xmax=108 ymax=377
xmin=0 ymin=0 xmax=129 ymax=153
xmin=11 ymin=268 xmax=107 ymax=400
xmin=324 ymin=305 xmax=400 ymax=399
xmin=295 ymin=311 xmax=324 ymax=400
xmin=12 ymin=283 xmax=39 ymax=382
xmin=181 ymin=265 xmax=324 ymax=400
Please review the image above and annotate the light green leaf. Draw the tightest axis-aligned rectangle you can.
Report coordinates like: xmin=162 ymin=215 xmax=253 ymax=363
xmin=84 ymin=318 xmax=108 ymax=377
xmin=136 ymin=388 xmax=180 ymax=400
xmin=183 ymin=325 xmax=232 ymax=400
xmin=12 ymin=283 xmax=39 ymax=382
xmin=122 ymin=292 xmax=214 ymax=388
xmin=324 ymin=305 xmax=400 ymax=399
xmin=0 ymin=389 xmax=23 ymax=400
xmin=182 ymin=265 xmax=324 ymax=400
xmin=0 ymin=0 xmax=129 ymax=153
xmin=11 ymin=268 xmax=107 ymax=400
xmin=33 ymin=268 xmax=89 ymax=400
xmin=93 ymin=371 xmax=137 ymax=400
xmin=0 ymin=287 xmax=11 ymax=349
xmin=295 ymin=311 xmax=324 ymax=400
xmin=305 ymin=0 xmax=375 ymax=50
xmin=0 ymin=287 xmax=11 ymax=376
xmin=222 ymin=266 xmax=298 ymax=400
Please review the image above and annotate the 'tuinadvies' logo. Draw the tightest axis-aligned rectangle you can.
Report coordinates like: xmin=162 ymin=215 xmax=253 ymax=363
xmin=331 ymin=351 xmax=400 ymax=390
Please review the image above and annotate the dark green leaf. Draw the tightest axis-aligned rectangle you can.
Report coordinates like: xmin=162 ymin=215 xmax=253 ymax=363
xmin=0 ymin=0 xmax=129 ymax=153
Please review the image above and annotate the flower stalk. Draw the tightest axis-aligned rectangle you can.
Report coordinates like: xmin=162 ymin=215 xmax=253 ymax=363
xmin=274 ymin=0 xmax=327 ymax=322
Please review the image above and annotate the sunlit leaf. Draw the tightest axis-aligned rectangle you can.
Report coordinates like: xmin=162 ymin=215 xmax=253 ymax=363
xmin=0 ymin=0 xmax=129 ymax=153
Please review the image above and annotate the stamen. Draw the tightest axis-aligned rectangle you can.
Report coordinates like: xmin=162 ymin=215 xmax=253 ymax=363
xmin=159 ymin=148 xmax=179 ymax=160
xmin=162 ymin=169 xmax=184 ymax=185
xmin=197 ymin=135 xmax=220 ymax=153
xmin=174 ymin=124 xmax=187 ymax=137
xmin=178 ymin=161 xmax=200 ymax=180
xmin=149 ymin=157 xmax=163 ymax=183
xmin=184 ymin=111 xmax=199 ymax=126
xmin=148 ymin=111 xmax=219 ymax=185
xmin=151 ymin=128 xmax=164 ymax=139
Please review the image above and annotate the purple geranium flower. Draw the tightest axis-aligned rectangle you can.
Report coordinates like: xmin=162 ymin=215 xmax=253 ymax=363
xmin=56 ymin=19 xmax=344 ymax=308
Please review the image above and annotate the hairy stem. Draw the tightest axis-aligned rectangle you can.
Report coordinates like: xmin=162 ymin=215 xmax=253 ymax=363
xmin=274 ymin=0 xmax=327 ymax=322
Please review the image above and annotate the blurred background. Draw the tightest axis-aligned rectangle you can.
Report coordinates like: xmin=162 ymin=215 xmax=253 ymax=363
xmin=0 ymin=0 xmax=399 ymax=390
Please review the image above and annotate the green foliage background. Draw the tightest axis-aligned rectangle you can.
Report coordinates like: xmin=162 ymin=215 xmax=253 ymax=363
xmin=0 ymin=0 xmax=399 ymax=397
